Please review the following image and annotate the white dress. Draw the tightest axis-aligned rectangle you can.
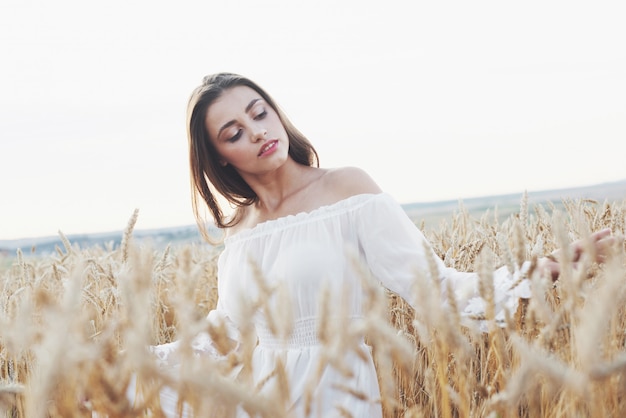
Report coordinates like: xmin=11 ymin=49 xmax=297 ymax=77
xmin=147 ymin=192 xmax=531 ymax=417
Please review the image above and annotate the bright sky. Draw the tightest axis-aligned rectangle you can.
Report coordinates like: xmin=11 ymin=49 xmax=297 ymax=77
xmin=1 ymin=0 xmax=625 ymax=240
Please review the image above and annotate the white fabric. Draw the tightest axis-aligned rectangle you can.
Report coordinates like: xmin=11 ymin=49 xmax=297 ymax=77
xmin=147 ymin=192 xmax=531 ymax=417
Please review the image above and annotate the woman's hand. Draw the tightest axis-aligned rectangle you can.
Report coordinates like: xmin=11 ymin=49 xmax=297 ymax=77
xmin=539 ymin=228 xmax=622 ymax=281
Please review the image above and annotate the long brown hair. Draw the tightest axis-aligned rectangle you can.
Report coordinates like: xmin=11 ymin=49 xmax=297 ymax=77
xmin=187 ymin=73 xmax=319 ymax=240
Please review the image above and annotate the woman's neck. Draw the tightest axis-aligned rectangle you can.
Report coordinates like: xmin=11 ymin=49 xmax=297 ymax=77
xmin=243 ymin=162 xmax=326 ymax=220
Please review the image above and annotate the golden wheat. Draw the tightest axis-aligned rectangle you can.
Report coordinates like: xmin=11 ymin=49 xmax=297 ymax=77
xmin=0 ymin=197 xmax=624 ymax=417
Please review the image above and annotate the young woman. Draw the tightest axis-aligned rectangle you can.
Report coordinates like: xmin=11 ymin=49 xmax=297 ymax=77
xmin=144 ymin=73 xmax=616 ymax=417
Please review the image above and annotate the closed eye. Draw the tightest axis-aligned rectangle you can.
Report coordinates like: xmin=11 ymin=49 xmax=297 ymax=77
xmin=228 ymin=129 xmax=243 ymax=143
xmin=254 ymin=110 xmax=267 ymax=120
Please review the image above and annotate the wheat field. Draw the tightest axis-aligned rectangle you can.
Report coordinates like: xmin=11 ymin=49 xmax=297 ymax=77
xmin=1 ymin=196 xmax=625 ymax=417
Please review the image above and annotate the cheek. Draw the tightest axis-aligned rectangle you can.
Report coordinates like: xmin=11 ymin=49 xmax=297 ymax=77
xmin=274 ymin=115 xmax=287 ymax=131
xmin=220 ymin=145 xmax=252 ymax=166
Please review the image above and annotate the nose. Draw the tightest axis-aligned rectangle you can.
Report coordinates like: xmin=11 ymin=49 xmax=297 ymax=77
xmin=251 ymin=125 xmax=267 ymax=142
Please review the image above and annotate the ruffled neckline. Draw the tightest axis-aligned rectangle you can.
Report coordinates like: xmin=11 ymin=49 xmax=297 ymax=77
xmin=225 ymin=192 xmax=385 ymax=244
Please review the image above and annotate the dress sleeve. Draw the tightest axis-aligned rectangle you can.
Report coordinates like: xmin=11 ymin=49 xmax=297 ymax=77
xmin=150 ymin=299 xmax=240 ymax=366
xmin=205 ymin=298 xmax=241 ymax=345
xmin=356 ymin=193 xmax=531 ymax=327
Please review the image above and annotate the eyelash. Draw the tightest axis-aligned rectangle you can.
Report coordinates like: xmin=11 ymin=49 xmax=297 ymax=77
xmin=228 ymin=129 xmax=243 ymax=143
xmin=227 ymin=109 xmax=268 ymax=142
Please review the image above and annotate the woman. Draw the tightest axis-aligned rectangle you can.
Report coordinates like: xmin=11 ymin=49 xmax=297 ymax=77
xmin=143 ymin=73 xmax=615 ymax=417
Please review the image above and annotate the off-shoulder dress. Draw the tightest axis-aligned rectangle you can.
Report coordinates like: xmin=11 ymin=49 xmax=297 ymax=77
xmin=147 ymin=193 xmax=531 ymax=417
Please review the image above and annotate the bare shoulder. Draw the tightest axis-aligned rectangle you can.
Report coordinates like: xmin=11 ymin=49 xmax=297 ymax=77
xmin=322 ymin=166 xmax=383 ymax=199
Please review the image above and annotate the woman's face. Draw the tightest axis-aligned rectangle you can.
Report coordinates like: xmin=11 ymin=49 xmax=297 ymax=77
xmin=205 ymin=86 xmax=289 ymax=178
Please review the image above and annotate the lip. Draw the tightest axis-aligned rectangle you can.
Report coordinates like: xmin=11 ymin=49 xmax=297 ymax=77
xmin=258 ymin=139 xmax=278 ymax=157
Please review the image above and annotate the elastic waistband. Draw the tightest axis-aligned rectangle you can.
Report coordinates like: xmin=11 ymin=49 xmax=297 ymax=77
xmin=256 ymin=316 xmax=362 ymax=349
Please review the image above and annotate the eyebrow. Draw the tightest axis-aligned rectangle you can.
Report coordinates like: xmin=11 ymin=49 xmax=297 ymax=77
xmin=216 ymin=98 xmax=262 ymax=139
